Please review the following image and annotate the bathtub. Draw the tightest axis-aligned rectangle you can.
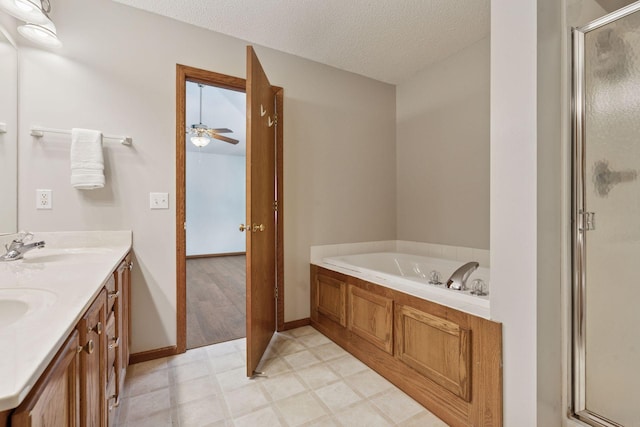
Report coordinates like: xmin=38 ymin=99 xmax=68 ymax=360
xmin=319 ymin=252 xmax=490 ymax=318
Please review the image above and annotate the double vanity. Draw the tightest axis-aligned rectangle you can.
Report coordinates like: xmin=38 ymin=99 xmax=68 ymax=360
xmin=0 ymin=231 xmax=132 ymax=427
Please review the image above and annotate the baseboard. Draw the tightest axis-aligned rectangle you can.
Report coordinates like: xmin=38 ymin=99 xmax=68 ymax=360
xmin=281 ymin=318 xmax=311 ymax=331
xmin=186 ymin=252 xmax=246 ymax=259
xmin=129 ymin=345 xmax=180 ymax=364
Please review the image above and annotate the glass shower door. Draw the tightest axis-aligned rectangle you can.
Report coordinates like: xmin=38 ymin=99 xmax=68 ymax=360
xmin=573 ymin=3 xmax=640 ymax=427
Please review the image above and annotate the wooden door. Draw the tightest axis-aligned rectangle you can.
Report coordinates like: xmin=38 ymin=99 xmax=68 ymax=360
xmin=245 ymin=46 xmax=277 ymax=376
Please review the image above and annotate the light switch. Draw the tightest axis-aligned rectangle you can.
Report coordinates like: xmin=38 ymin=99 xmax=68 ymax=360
xmin=150 ymin=192 xmax=169 ymax=209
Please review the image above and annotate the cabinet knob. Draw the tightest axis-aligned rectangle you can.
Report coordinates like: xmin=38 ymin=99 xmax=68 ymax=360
xmin=81 ymin=339 xmax=95 ymax=354
xmin=109 ymin=336 xmax=121 ymax=350
xmin=128 ymin=261 xmax=133 ymax=271
xmin=108 ymin=394 xmax=120 ymax=411
xmin=108 ymin=290 xmax=120 ymax=300
xmin=88 ymin=321 xmax=102 ymax=335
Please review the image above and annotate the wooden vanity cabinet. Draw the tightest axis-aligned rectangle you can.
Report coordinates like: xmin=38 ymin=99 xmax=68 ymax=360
xmin=4 ymin=253 xmax=132 ymax=427
xmin=78 ymin=289 xmax=107 ymax=427
xmin=11 ymin=331 xmax=81 ymax=427
xmin=311 ymin=264 xmax=502 ymax=427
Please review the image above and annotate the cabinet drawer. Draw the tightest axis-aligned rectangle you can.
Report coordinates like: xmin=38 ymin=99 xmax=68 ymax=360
xmin=106 ymin=275 xmax=117 ymax=313
xmin=106 ymin=312 xmax=117 ymax=370
xmin=106 ymin=373 xmax=118 ymax=427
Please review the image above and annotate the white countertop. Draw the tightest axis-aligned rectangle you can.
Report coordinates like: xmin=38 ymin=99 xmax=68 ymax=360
xmin=0 ymin=231 xmax=132 ymax=411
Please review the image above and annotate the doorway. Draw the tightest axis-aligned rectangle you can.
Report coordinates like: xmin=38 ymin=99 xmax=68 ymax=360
xmin=185 ymin=81 xmax=247 ymax=349
xmin=176 ymin=61 xmax=285 ymax=363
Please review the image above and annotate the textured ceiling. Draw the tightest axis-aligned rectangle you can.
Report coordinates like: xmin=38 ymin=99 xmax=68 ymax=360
xmin=112 ymin=0 xmax=490 ymax=84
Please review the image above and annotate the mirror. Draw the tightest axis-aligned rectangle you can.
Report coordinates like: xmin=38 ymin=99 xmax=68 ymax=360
xmin=0 ymin=23 xmax=17 ymax=234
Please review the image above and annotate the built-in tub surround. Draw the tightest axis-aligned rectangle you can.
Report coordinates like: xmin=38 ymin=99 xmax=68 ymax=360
xmin=311 ymin=240 xmax=491 ymax=319
xmin=0 ymin=230 xmax=131 ymax=411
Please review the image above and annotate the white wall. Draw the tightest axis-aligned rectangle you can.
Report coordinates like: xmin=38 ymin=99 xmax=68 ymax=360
xmin=17 ymin=0 xmax=397 ymax=353
xmin=186 ymin=152 xmax=245 ymax=256
xmin=396 ymin=38 xmax=490 ymax=250
xmin=491 ymin=0 xmax=539 ymax=425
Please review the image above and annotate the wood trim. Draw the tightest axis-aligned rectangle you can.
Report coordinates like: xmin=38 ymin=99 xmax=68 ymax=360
xmin=281 ymin=318 xmax=311 ymax=331
xmin=129 ymin=346 xmax=178 ymax=365
xmin=275 ymin=87 xmax=285 ymax=332
xmin=176 ymin=63 xmax=285 ymax=354
xmin=186 ymin=252 xmax=246 ymax=259
xmin=348 ymin=285 xmax=394 ymax=354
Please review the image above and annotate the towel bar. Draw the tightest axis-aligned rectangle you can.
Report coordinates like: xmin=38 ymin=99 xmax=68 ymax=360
xmin=30 ymin=126 xmax=133 ymax=145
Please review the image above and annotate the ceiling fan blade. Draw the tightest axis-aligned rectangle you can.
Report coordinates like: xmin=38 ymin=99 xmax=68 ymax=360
xmin=209 ymin=128 xmax=233 ymax=134
xmin=213 ymin=134 xmax=239 ymax=145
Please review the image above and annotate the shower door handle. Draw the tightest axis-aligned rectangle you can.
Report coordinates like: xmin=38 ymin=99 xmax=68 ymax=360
xmin=579 ymin=211 xmax=596 ymax=231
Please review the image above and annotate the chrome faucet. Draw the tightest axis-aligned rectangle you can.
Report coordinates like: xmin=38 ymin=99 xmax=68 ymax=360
xmin=446 ymin=261 xmax=479 ymax=290
xmin=1 ymin=231 xmax=46 ymax=261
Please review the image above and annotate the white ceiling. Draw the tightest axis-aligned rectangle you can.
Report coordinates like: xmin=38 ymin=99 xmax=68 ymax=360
xmin=185 ymin=82 xmax=246 ymax=156
xmin=113 ymin=0 xmax=490 ymax=84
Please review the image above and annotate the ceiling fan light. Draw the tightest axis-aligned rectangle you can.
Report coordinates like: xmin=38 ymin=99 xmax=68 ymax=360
xmin=190 ymin=135 xmax=210 ymax=148
xmin=18 ymin=19 xmax=62 ymax=48
xmin=0 ymin=0 xmax=50 ymax=25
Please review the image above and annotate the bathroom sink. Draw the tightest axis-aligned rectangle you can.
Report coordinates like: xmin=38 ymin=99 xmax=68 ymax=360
xmin=21 ymin=247 xmax=114 ymax=264
xmin=0 ymin=289 xmax=57 ymax=329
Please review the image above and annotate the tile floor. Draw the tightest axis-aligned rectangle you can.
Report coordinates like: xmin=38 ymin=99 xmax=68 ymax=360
xmin=117 ymin=326 xmax=448 ymax=427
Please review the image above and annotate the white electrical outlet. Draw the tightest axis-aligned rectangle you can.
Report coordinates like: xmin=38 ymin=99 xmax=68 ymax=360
xmin=36 ymin=189 xmax=52 ymax=209
xmin=150 ymin=192 xmax=169 ymax=209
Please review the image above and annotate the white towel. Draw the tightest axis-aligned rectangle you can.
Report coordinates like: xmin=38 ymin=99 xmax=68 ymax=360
xmin=70 ymin=128 xmax=105 ymax=190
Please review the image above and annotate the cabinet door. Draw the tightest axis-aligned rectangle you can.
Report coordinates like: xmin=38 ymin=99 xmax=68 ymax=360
xmin=348 ymin=285 xmax=393 ymax=354
xmin=395 ymin=304 xmax=471 ymax=401
xmin=314 ymin=273 xmax=347 ymax=326
xmin=12 ymin=331 xmax=81 ymax=427
xmin=114 ymin=256 xmax=131 ymax=397
xmin=78 ymin=289 xmax=107 ymax=427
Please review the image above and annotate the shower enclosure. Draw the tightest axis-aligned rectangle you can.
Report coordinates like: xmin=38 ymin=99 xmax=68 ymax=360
xmin=573 ymin=3 xmax=640 ymax=426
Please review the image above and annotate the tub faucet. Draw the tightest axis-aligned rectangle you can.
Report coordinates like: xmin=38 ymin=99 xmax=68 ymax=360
xmin=446 ymin=261 xmax=479 ymax=290
xmin=1 ymin=231 xmax=46 ymax=261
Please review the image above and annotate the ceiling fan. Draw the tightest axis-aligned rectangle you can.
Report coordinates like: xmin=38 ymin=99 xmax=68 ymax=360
xmin=188 ymin=83 xmax=239 ymax=147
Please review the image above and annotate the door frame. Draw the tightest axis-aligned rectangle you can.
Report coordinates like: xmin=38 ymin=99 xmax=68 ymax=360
xmin=175 ymin=64 xmax=284 ymax=353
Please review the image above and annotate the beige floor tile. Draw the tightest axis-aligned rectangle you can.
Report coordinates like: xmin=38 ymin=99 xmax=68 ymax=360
xmin=370 ymin=388 xmax=425 ymax=424
xmin=399 ymin=411 xmax=449 ymax=427
xmin=343 ymin=369 xmax=393 ymax=398
xmin=216 ymin=366 xmax=257 ymax=392
xmin=275 ymin=392 xmax=328 ymax=426
xmin=333 ymin=401 xmax=392 ymax=427
xmin=271 ymin=336 xmax=306 ymax=356
xmin=314 ymin=380 xmax=362 ymax=412
xmin=170 ymin=359 xmax=211 ymax=384
xmin=285 ymin=325 xmax=317 ymax=338
xmin=296 ymin=364 xmax=340 ymax=389
xmin=223 ymin=382 xmax=269 ymax=417
xmin=122 ymin=409 xmax=175 ymax=427
xmin=175 ymin=394 xmax=227 ymax=425
xmin=329 ymin=355 xmax=368 ymax=377
xmin=127 ymin=357 xmax=169 ymax=378
xmin=206 ymin=339 xmax=241 ymax=358
xmin=256 ymin=355 xmax=292 ymax=377
xmin=283 ymin=349 xmax=321 ymax=370
xmin=309 ymin=342 xmax=347 ymax=361
xmin=125 ymin=368 xmax=170 ymax=397
xmin=125 ymin=388 xmax=171 ymax=422
xmin=208 ymin=351 xmax=244 ymax=374
xmin=233 ymin=406 xmax=283 ymax=427
xmin=261 ymin=372 xmax=307 ymax=401
xmin=299 ymin=415 xmax=341 ymax=427
xmin=171 ymin=374 xmax=220 ymax=405
xmin=167 ymin=346 xmax=208 ymax=367
xmin=296 ymin=332 xmax=332 ymax=348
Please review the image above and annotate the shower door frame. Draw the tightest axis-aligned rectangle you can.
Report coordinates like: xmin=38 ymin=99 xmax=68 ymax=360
xmin=572 ymin=3 xmax=640 ymax=426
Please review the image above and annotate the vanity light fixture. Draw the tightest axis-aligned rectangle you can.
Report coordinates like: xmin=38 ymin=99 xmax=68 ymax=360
xmin=17 ymin=17 xmax=61 ymax=48
xmin=0 ymin=0 xmax=62 ymax=48
xmin=0 ymin=0 xmax=49 ymax=25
